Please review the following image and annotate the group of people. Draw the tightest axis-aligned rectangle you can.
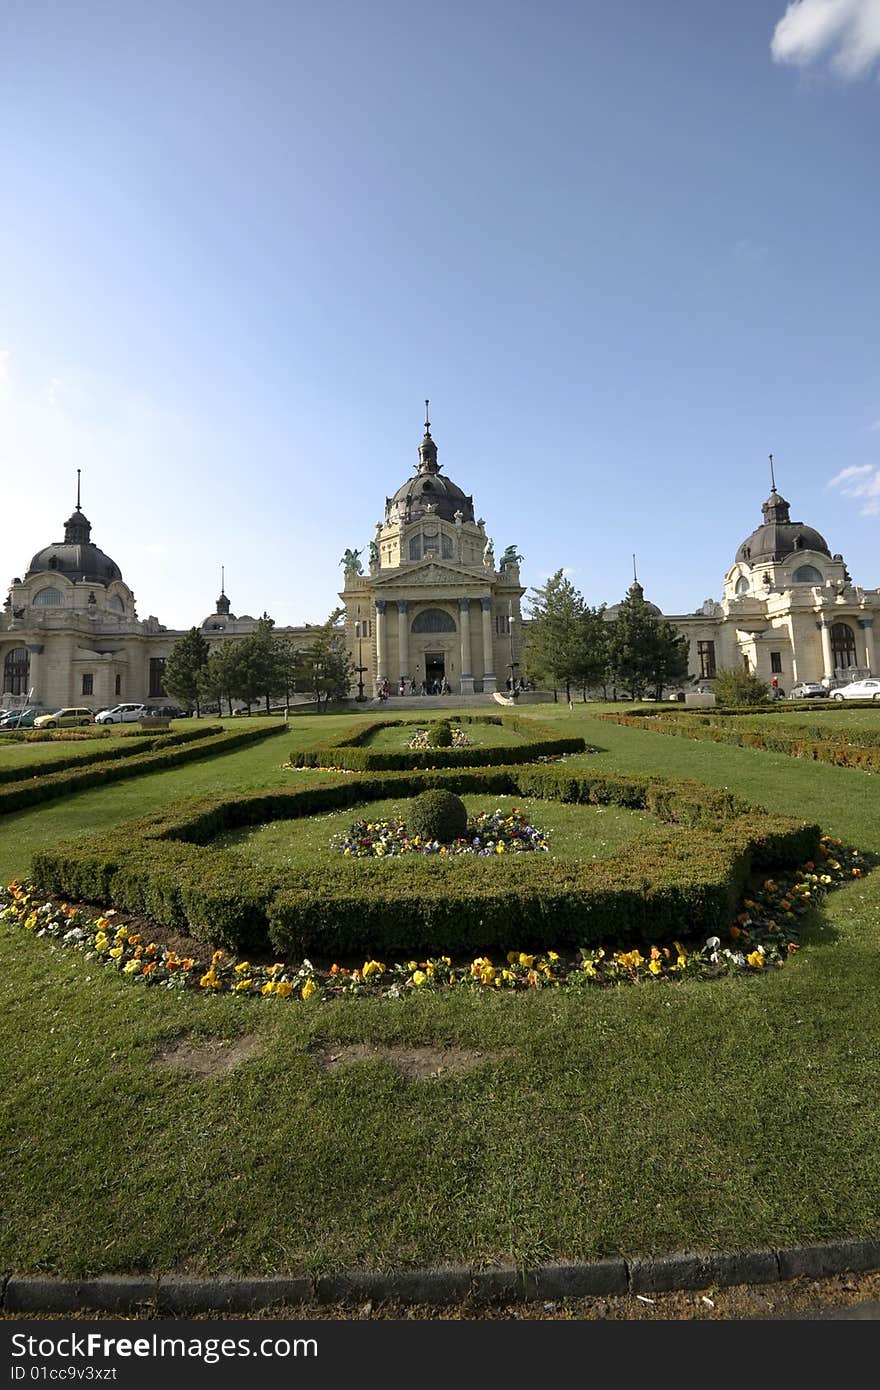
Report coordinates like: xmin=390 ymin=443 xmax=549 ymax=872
xmin=376 ymin=677 xmax=452 ymax=700
xmin=506 ymin=676 xmax=529 ymax=693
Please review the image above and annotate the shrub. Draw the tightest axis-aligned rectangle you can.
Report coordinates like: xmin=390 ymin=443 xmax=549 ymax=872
xmin=289 ymin=713 xmax=588 ymax=770
xmin=405 ymin=789 xmax=468 ymax=842
xmin=712 ymin=667 xmax=772 ymax=706
xmin=427 ymin=720 xmax=454 ymax=748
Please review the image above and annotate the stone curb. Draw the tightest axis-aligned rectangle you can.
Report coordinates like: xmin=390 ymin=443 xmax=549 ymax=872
xmin=2 ymin=1240 xmax=880 ymax=1314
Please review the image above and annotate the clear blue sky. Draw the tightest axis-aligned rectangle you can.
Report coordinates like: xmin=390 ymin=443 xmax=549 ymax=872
xmin=2 ymin=0 xmax=878 ymax=628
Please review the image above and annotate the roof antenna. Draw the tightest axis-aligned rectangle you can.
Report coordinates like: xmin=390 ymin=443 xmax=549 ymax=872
xmin=424 ymin=399 xmax=431 ymax=435
xmin=76 ymin=468 xmax=82 ymax=512
xmin=769 ymin=453 xmax=777 ymax=493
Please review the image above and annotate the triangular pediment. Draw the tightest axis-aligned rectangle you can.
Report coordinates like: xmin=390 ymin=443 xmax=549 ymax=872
xmin=372 ymin=560 xmax=488 ymax=588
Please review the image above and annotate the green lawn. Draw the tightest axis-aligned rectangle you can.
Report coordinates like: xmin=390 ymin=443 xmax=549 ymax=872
xmin=214 ymin=794 xmax=661 ymax=868
xmin=0 ymin=733 xmax=138 ymax=768
xmin=364 ymin=718 xmax=525 ymax=750
xmin=1 ymin=704 xmax=879 ymax=1277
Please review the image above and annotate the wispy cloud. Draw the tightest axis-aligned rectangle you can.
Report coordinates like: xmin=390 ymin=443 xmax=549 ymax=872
xmin=829 ymin=462 xmax=880 ymax=514
xmin=771 ymin=0 xmax=880 ymax=79
xmin=868 ymin=419 xmax=880 ymax=432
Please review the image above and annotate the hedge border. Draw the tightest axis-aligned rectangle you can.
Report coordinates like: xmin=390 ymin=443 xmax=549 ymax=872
xmin=600 ymin=709 xmax=880 ymax=772
xmin=30 ymin=764 xmax=819 ymax=958
xmin=289 ymin=713 xmax=588 ymax=770
xmin=0 ymin=723 xmax=286 ymax=816
xmin=0 ymin=725 xmax=225 ymax=788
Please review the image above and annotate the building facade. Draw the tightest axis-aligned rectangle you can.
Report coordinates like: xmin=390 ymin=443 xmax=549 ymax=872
xmin=3 ymin=432 xmax=879 ymax=711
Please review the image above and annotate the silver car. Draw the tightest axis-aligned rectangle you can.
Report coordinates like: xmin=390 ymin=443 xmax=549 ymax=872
xmin=94 ymin=702 xmax=148 ymax=724
xmin=789 ymin=682 xmax=825 ymax=699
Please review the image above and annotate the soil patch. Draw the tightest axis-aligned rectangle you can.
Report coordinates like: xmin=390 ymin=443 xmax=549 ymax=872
xmin=311 ymin=1041 xmax=504 ymax=1079
xmin=154 ymin=1034 xmax=263 ymax=1077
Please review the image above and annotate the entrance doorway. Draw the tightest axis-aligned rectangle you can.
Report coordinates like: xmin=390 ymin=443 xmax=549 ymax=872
xmin=424 ymin=652 xmax=445 ymax=690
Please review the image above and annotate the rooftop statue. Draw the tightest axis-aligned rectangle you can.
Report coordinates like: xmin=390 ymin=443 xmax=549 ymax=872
xmin=340 ymin=548 xmax=363 ymax=574
xmin=499 ymin=545 xmax=523 ymax=569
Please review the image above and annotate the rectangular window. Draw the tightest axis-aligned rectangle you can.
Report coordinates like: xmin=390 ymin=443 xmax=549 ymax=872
xmin=496 ymin=615 xmax=510 ymax=636
xmin=149 ymin=658 xmax=167 ymax=698
xmin=81 ymin=673 xmax=93 ymax=696
xmin=770 ymin=651 xmax=783 ymax=674
xmin=697 ymin=641 xmax=716 ymax=678
xmin=115 ymin=674 xmax=122 ymax=696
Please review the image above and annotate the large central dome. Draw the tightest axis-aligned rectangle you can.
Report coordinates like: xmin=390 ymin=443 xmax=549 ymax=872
xmin=384 ymin=409 xmax=475 ymax=526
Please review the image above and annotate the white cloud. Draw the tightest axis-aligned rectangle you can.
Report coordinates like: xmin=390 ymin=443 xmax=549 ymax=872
xmin=771 ymin=0 xmax=880 ymax=78
xmin=829 ymin=462 xmax=880 ymax=514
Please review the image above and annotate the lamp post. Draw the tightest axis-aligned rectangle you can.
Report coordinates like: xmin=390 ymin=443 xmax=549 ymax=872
xmin=507 ymin=601 xmax=519 ymax=698
xmin=354 ymin=607 xmax=368 ymax=702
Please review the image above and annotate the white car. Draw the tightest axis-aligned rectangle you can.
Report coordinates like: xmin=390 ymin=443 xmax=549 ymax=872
xmin=830 ymin=678 xmax=880 ymax=702
xmin=95 ymin=702 xmax=148 ymax=724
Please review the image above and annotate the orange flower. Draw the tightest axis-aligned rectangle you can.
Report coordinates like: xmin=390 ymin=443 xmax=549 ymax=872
xmin=142 ymin=962 xmax=156 ymax=975
xmin=730 ymin=925 xmax=741 ymax=938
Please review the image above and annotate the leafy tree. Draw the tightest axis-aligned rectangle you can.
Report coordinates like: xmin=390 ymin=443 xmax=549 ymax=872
xmin=198 ymin=644 xmax=240 ymax=716
xmin=712 ymin=666 xmax=772 ymax=706
xmin=526 ymin=571 xmax=603 ymax=702
xmin=163 ymin=627 xmax=210 ymax=716
xmin=606 ymin=583 xmax=687 ymax=701
xmin=295 ymin=609 xmax=354 ymax=711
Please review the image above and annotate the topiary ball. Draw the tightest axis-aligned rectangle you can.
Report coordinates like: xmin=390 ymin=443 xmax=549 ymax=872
xmin=406 ymin=789 xmax=468 ymax=843
xmin=427 ymin=719 xmax=454 ymax=748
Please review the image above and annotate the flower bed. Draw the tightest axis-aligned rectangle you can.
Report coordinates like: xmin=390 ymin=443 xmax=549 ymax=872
xmin=1 ymin=837 xmax=864 ymax=1002
xmin=407 ymin=726 xmax=471 ymax=750
xmin=332 ymin=806 xmax=549 ymax=857
xmin=289 ymin=713 xmax=587 ymax=770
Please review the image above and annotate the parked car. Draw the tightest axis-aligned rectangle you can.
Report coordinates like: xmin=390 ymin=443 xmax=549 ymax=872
xmin=830 ymin=678 xmax=880 ymax=702
xmin=145 ymin=704 xmax=185 ymax=719
xmin=789 ymin=682 xmax=826 ymax=700
xmin=95 ymin=702 xmax=148 ymax=724
xmin=0 ymin=707 xmax=43 ymax=728
xmin=33 ymin=707 xmax=95 ymax=729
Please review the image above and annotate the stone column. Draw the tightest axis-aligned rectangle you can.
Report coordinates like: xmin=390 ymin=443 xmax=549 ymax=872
xmin=818 ymin=618 xmax=833 ymax=680
xmin=25 ymin=644 xmax=43 ymax=704
xmin=859 ymin=617 xmax=876 ymax=673
xmin=459 ymin=598 xmax=474 ymax=695
xmin=480 ymin=598 xmax=496 ymax=692
xmin=397 ymin=599 xmax=409 ymax=682
xmin=375 ymin=600 xmax=387 ymax=691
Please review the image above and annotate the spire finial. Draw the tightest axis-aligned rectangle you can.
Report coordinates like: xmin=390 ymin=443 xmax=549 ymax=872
xmin=633 ymin=552 xmax=638 ymax=584
xmin=221 ymin=564 xmax=225 ymax=596
xmin=769 ymin=453 xmax=776 ymax=493
xmin=76 ymin=468 xmax=82 ymax=512
xmin=424 ymin=399 xmax=431 ymax=435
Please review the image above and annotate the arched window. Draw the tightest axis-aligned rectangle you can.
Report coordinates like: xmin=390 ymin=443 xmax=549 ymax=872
xmin=411 ymin=608 xmax=457 ymax=634
xmin=409 ymin=536 xmax=422 ymax=561
xmin=3 ymin=647 xmax=30 ymax=695
xmin=831 ymin=623 xmax=858 ymax=671
xmin=793 ymin=565 xmax=823 ymax=584
xmin=108 ymin=595 xmax=125 ymax=613
xmin=735 ymin=577 xmax=750 ymax=595
xmin=33 ymin=587 xmax=63 ymax=606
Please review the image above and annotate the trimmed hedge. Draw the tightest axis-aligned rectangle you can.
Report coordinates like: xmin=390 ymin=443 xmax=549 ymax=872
xmin=289 ymin=713 xmax=588 ymax=770
xmin=0 ymin=723 xmax=285 ymax=816
xmin=0 ymin=725 xmax=224 ymax=787
xmin=31 ymin=764 xmax=820 ymax=958
xmin=600 ymin=709 xmax=880 ymax=772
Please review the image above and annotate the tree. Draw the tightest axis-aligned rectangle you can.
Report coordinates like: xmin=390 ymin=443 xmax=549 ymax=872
xmin=606 ymin=584 xmax=688 ymax=701
xmin=163 ymin=627 xmax=210 ymax=716
xmin=295 ymin=609 xmax=354 ymax=711
xmin=712 ymin=666 xmax=771 ymax=706
xmin=525 ymin=571 xmax=604 ymax=702
xmin=198 ymin=643 xmax=240 ymax=716
xmin=647 ymin=617 xmax=689 ymax=701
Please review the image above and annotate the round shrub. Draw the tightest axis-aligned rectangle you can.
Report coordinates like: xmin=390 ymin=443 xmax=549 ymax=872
xmin=427 ymin=720 xmax=454 ymax=748
xmin=406 ymin=789 xmax=468 ymax=842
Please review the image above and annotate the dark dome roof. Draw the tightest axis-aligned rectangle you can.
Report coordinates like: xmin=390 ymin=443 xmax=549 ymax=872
xmin=386 ymin=470 xmax=475 ymax=525
xmin=605 ymin=581 xmax=662 ymax=618
xmin=735 ymin=489 xmax=831 ymax=565
xmin=26 ymin=506 xmax=123 ymax=585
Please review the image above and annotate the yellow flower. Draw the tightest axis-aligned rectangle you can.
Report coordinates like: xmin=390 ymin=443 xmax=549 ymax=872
xmin=234 ymin=961 xmax=251 ymax=973
xmin=746 ymin=950 xmax=765 ymax=969
xmin=362 ymin=959 xmax=385 ymax=978
xmin=123 ymin=959 xmax=141 ymax=975
xmin=275 ymin=980 xmax=293 ymax=998
xmin=200 ymin=968 xmax=222 ymax=989
xmin=547 ymin=951 xmax=559 ymax=962
xmin=108 ymin=946 xmax=124 ymax=959
xmin=648 ymin=958 xmax=662 ymax=976
xmin=507 ymin=951 xmax=518 ymax=964
xmin=480 ymin=964 xmax=496 ymax=985
xmin=234 ymin=979 xmax=253 ymax=992
xmin=518 ymin=953 xmax=535 ymax=967
xmin=300 ymin=978 xmax=317 ymax=1000
xmin=211 ymin=949 xmax=225 ymax=966
xmin=261 ymin=980 xmax=276 ymax=996
xmin=411 ymin=969 xmax=428 ymax=987
xmin=617 ymin=950 xmax=644 ymax=971
xmin=94 ymin=932 xmax=109 ymax=951
xmin=582 ymin=959 xmax=597 ymax=978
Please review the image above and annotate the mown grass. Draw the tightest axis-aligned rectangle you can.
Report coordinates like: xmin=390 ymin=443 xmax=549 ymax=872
xmin=364 ymin=719 xmax=525 ymax=750
xmin=0 ymin=733 xmax=137 ymax=768
xmin=0 ymin=704 xmax=879 ymax=1276
xmin=213 ymin=795 xmax=659 ymax=868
